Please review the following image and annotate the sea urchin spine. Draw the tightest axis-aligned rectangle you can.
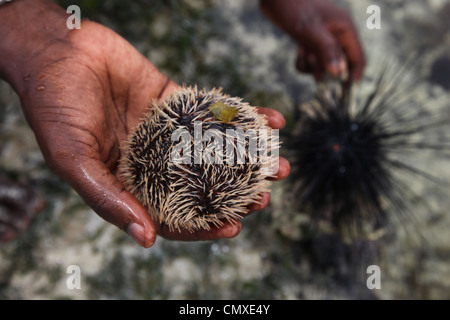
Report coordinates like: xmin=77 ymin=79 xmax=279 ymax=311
xmin=119 ymin=86 xmax=279 ymax=232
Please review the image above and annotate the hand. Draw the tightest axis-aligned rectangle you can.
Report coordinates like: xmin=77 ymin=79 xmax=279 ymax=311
xmin=260 ymin=0 xmax=366 ymax=81
xmin=1 ymin=2 xmax=289 ymax=247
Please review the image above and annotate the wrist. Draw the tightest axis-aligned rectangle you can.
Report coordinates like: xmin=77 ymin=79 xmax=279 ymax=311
xmin=0 ymin=0 xmax=72 ymax=96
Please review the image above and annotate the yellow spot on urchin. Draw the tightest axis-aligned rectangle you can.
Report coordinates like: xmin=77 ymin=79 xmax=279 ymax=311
xmin=208 ymin=102 xmax=238 ymax=123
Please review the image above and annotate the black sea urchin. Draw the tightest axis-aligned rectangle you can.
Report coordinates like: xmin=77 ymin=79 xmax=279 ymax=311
xmin=119 ymin=86 xmax=278 ymax=232
xmin=287 ymin=70 xmax=449 ymax=236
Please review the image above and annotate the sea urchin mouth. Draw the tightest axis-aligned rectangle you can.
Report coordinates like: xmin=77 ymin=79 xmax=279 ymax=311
xmin=119 ymin=86 xmax=278 ymax=232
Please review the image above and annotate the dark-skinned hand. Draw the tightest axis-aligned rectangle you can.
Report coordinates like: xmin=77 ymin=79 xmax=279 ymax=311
xmin=260 ymin=0 xmax=366 ymax=81
xmin=0 ymin=1 xmax=290 ymax=247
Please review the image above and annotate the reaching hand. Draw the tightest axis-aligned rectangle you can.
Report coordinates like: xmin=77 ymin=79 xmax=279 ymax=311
xmin=260 ymin=0 xmax=366 ymax=81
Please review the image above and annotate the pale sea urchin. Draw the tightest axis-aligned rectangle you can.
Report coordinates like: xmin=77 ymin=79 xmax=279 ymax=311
xmin=119 ymin=86 xmax=278 ymax=232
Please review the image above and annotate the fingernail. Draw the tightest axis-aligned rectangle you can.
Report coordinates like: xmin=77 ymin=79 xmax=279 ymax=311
xmin=126 ymin=222 xmax=146 ymax=246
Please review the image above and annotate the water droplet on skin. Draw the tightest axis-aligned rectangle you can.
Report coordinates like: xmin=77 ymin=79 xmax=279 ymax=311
xmin=23 ymin=75 xmax=31 ymax=82
xmin=36 ymin=85 xmax=45 ymax=92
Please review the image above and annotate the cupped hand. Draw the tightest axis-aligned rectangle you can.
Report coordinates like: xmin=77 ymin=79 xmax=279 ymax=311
xmin=19 ymin=21 xmax=289 ymax=247
xmin=260 ymin=0 xmax=366 ymax=81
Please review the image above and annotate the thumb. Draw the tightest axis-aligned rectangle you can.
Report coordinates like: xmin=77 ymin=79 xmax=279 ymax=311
xmin=58 ymin=156 xmax=156 ymax=247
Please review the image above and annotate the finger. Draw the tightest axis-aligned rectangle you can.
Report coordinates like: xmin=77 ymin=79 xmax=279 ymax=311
xmin=56 ymin=156 xmax=157 ymax=248
xmin=296 ymin=48 xmax=327 ymax=80
xmin=296 ymin=46 xmax=318 ymax=74
xmin=268 ymin=156 xmax=290 ymax=181
xmin=247 ymin=192 xmax=271 ymax=213
xmin=156 ymin=219 xmax=242 ymax=241
xmin=301 ymin=26 xmax=347 ymax=78
xmin=246 ymin=158 xmax=291 ymax=214
xmin=256 ymin=107 xmax=286 ymax=129
xmin=329 ymin=23 xmax=366 ymax=81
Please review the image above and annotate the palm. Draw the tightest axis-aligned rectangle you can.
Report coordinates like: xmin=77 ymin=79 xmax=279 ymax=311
xmin=19 ymin=21 xmax=288 ymax=246
xmin=20 ymin=22 xmax=175 ymax=246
